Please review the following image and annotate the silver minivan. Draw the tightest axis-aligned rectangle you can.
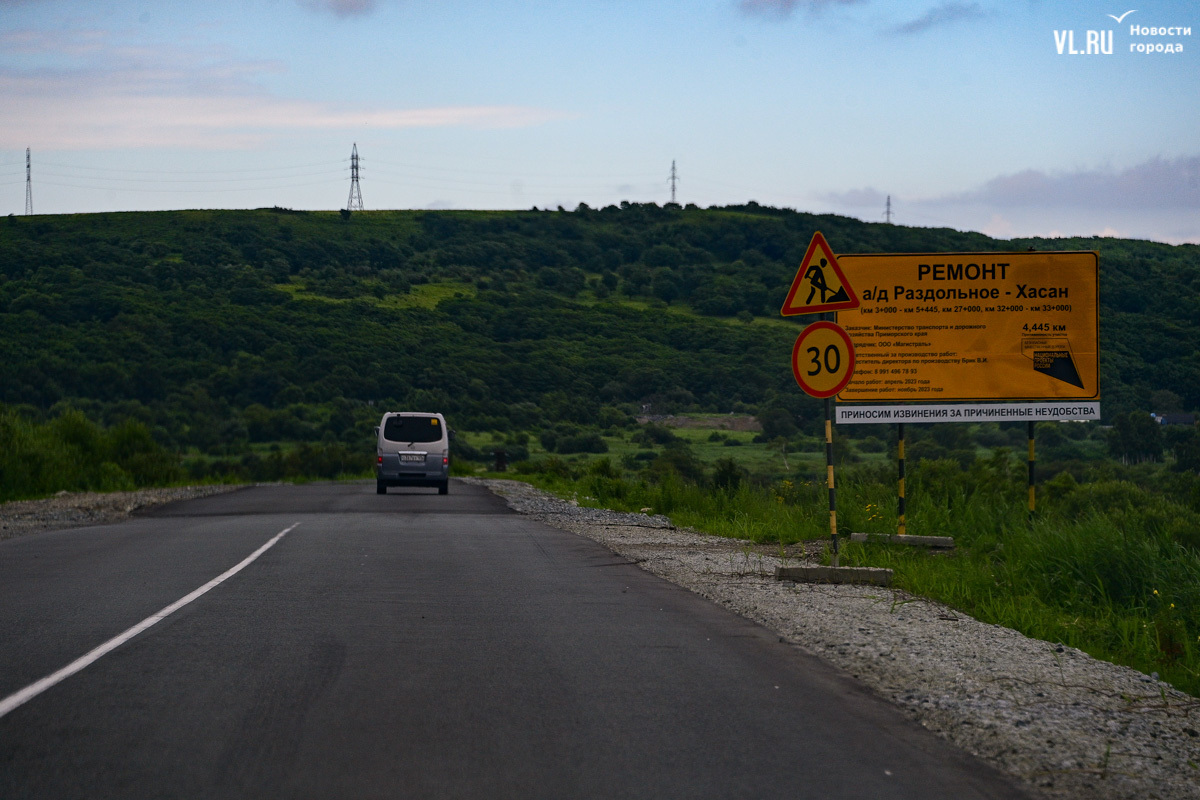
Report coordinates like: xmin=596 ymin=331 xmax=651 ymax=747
xmin=374 ymin=411 xmax=450 ymax=495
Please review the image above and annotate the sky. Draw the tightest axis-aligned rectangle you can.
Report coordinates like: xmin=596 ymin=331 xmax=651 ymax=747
xmin=1 ymin=0 xmax=1197 ymax=244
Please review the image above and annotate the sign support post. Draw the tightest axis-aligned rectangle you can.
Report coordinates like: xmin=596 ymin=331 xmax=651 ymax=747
xmin=825 ymin=393 xmax=838 ymax=566
xmin=1027 ymin=421 xmax=1036 ymax=523
xmin=821 ymin=308 xmax=840 ymax=567
xmin=897 ymin=423 xmax=906 ymax=537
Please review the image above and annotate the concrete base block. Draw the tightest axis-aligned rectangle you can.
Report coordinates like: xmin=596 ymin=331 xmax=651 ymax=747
xmin=849 ymin=532 xmax=955 ymax=550
xmin=774 ymin=565 xmax=893 ymax=586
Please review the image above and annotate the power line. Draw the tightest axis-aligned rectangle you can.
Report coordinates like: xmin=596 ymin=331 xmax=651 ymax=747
xmin=366 ymin=166 xmax=653 ymax=193
xmin=346 ymin=143 xmax=364 ymax=211
xmin=25 ymin=148 xmax=32 ymax=216
xmin=33 ymin=159 xmax=344 ymax=176
xmin=34 ymin=167 xmax=345 ymax=185
xmin=12 ymin=150 xmax=670 ymax=206
xmin=368 ymin=156 xmax=659 ymax=181
xmin=35 ymin=177 xmax=338 ymax=194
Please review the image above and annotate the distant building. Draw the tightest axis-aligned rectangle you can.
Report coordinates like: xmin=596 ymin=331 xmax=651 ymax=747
xmin=1152 ymin=412 xmax=1197 ymax=426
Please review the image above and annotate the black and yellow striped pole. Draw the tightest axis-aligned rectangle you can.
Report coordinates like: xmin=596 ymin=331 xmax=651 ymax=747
xmin=825 ymin=396 xmax=839 ymax=567
xmin=1027 ymin=421 xmax=1036 ymax=523
xmin=788 ymin=306 xmax=855 ymax=569
xmin=897 ymin=423 xmax=906 ymax=537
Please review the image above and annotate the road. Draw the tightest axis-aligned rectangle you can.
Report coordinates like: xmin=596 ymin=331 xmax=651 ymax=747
xmin=0 ymin=481 xmax=1028 ymax=799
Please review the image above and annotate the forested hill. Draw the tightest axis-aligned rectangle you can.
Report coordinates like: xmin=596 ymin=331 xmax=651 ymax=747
xmin=1 ymin=204 xmax=1197 ymax=450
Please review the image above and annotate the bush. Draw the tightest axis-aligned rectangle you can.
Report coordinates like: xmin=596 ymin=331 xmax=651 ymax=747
xmin=631 ymin=423 xmax=677 ymax=446
xmin=556 ymin=432 xmax=608 ymax=454
xmin=0 ymin=406 xmax=181 ymax=501
xmin=647 ymin=442 xmax=705 ymax=483
xmin=712 ymin=457 xmax=744 ymax=492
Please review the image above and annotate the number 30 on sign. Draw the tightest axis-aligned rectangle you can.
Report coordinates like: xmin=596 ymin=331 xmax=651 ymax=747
xmin=791 ymin=321 xmax=856 ymax=398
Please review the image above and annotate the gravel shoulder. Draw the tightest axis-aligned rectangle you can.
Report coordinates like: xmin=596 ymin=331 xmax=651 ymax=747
xmin=470 ymin=478 xmax=1200 ymax=800
xmin=0 ymin=485 xmax=246 ymax=540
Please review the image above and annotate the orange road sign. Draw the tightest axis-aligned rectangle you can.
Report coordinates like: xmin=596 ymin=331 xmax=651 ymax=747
xmin=781 ymin=232 xmax=860 ymax=316
xmin=835 ymin=251 xmax=1099 ymax=402
xmin=791 ymin=321 xmax=856 ymax=398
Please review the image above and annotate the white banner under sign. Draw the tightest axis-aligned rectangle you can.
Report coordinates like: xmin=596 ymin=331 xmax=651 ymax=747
xmin=836 ymin=402 xmax=1101 ymax=424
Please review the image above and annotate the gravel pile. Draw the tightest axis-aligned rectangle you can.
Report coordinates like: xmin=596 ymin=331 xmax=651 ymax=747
xmin=0 ymin=485 xmax=244 ymax=540
xmin=473 ymin=478 xmax=1200 ymax=800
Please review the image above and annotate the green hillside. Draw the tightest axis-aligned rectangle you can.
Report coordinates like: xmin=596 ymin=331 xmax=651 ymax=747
xmin=2 ymin=204 xmax=1196 ymax=448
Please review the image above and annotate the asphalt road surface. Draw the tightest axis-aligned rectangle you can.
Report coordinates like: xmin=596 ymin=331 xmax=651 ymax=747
xmin=0 ymin=481 xmax=1029 ymax=799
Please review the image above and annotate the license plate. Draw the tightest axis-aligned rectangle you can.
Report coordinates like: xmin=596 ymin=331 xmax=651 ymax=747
xmin=400 ymin=454 xmax=424 ymax=463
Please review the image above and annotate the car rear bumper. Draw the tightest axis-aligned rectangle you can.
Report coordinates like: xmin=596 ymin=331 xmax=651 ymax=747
xmin=375 ymin=472 xmax=447 ymax=488
xmin=376 ymin=453 xmax=448 ymax=486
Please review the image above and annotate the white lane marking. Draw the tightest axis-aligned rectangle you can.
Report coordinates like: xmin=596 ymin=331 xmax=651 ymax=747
xmin=0 ymin=522 xmax=300 ymax=720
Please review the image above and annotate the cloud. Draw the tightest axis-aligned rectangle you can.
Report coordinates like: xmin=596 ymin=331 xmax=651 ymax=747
xmin=890 ymin=2 xmax=988 ymax=35
xmin=298 ymin=0 xmax=380 ymax=17
xmin=814 ymin=163 xmax=1200 ymax=243
xmin=0 ymin=28 xmax=110 ymax=56
xmin=937 ymin=156 xmax=1200 ymax=210
xmin=0 ymin=29 xmax=571 ymax=149
xmin=980 ymin=213 xmax=1015 ymax=238
xmin=2 ymin=89 xmax=571 ymax=149
xmin=737 ymin=0 xmax=862 ymax=20
xmin=890 ymin=159 xmax=1200 ymax=243
xmin=2 ymin=93 xmax=574 ymax=150
xmin=821 ymin=187 xmax=888 ymax=207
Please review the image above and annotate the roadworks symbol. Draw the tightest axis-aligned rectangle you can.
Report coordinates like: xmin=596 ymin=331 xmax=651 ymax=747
xmin=780 ymin=231 xmax=860 ymax=316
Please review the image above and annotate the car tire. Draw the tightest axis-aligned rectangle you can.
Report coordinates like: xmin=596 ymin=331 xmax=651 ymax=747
xmin=438 ymin=481 xmax=449 ymax=495
xmin=377 ymin=481 xmax=387 ymax=495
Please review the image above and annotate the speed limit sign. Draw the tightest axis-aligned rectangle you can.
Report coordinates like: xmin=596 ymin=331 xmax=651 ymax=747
xmin=791 ymin=321 xmax=856 ymax=398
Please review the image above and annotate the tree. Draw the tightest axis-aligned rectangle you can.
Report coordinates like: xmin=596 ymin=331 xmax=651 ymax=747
xmin=1168 ymin=427 xmax=1200 ymax=473
xmin=711 ymin=457 xmax=744 ymax=492
xmin=1107 ymin=411 xmax=1163 ymax=463
xmin=758 ymin=407 xmax=797 ymax=440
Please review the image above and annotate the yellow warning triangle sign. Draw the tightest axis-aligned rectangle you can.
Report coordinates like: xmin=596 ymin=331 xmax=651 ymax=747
xmin=780 ymin=232 xmax=860 ymax=316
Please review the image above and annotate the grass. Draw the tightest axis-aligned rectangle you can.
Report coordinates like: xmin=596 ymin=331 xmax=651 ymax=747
xmin=273 ymin=279 xmax=476 ymax=309
xmin=381 ymin=282 xmax=477 ymax=309
xmin=834 ymin=501 xmax=1200 ymax=695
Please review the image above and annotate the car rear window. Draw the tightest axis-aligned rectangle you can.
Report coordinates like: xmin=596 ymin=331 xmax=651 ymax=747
xmin=383 ymin=415 xmax=443 ymax=444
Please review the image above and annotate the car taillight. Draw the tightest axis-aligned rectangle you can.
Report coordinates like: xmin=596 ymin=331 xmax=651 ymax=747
xmin=377 ymin=456 xmax=383 ymax=465
xmin=443 ymin=457 xmax=449 ymax=465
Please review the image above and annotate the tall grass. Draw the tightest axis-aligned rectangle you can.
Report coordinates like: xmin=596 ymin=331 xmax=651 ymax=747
xmin=0 ymin=406 xmax=373 ymax=502
xmin=0 ymin=407 xmax=181 ymax=502
xmin=520 ymin=454 xmax=1200 ymax=696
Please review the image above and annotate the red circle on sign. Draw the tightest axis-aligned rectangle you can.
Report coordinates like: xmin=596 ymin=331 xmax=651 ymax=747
xmin=791 ymin=321 xmax=856 ymax=399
